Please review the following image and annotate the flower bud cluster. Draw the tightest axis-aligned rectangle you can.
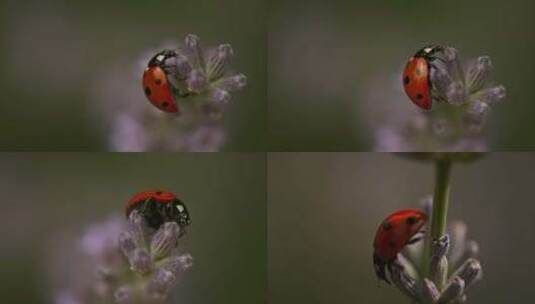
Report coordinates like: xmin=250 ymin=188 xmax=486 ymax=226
xmin=389 ymin=198 xmax=482 ymax=303
xmin=54 ymin=211 xmax=192 ymax=304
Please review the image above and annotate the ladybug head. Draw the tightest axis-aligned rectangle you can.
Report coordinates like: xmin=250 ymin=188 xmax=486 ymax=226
xmin=165 ymin=199 xmax=191 ymax=233
xmin=148 ymin=49 xmax=177 ymax=67
xmin=415 ymin=45 xmax=445 ymax=59
xmin=152 ymin=199 xmax=191 ymax=236
xmin=131 ymin=197 xmax=191 ymax=236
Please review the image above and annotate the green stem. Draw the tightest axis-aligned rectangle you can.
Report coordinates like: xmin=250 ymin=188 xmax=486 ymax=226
xmin=422 ymin=159 xmax=452 ymax=278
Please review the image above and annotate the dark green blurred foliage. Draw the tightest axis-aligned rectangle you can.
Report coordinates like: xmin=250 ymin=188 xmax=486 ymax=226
xmin=269 ymin=0 xmax=535 ymax=150
xmin=0 ymin=0 xmax=266 ymax=151
xmin=269 ymin=153 xmax=535 ymax=303
xmin=0 ymin=153 xmax=266 ymax=303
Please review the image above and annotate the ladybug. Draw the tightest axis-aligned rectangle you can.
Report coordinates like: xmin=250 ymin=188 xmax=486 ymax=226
xmin=142 ymin=50 xmax=181 ymax=113
xmin=125 ymin=190 xmax=191 ymax=233
xmin=402 ymin=45 xmax=445 ymax=110
xmin=373 ymin=209 xmax=427 ymax=284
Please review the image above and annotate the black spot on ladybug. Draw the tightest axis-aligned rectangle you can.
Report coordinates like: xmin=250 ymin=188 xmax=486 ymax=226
xmin=403 ymin=76 xmax=410 ymax=85
xmin=155 ymin=78 xmax=162 ymax=85
xmin=155 ymin=191 xmax=162 ymax=195
xmin=382 ymin=222 xmax=392 ymax=231
xmin=144 ymin=87 xmax=152 ymax=96
xmin=406 ymin=216 xmax=417 ymax=225
xmin=416 ymin=94 xmax=424 ymax=99
xmin=162 ymin=102 xmax=169 ymax=108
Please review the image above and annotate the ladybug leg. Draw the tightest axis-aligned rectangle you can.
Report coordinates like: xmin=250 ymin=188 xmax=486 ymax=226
xmin=139 ymin=198 xmax=152 ymax=215
xmin=158 ymin=65 xmax=190 ymax=96
xmin=171 ymin=86 xmax=191 ymax=98
xmin=430 ymin=57 xmax=447 ymax=64
xmin=160 ymin=64 xmax=179 ymax=74
xmin=414 ymin=229 xmax=426 ymax=236
xmin=407 ymin=235 xmax=424 ymax=245
xmin=139 ymin=198 xmax=163 ymax=229
xmin=162 ymin=49 xmax=177 ymax=58
xmin=373 ymin=253 xmax=391 ymax=284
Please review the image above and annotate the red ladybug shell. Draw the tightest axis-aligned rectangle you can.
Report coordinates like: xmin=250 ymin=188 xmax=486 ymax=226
xmin=125 ymin=190 xmax=177 ymax=217
xmin=403 ymin=57 xmax=431 ymax=110
xmin=142 ymin=66 xmax=179 ymax=113
xmin=373 ymin=208 xmax=427 ymax=262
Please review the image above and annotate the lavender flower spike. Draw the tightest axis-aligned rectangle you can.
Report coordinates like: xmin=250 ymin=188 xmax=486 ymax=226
xmin=173 ymin=34 xmax=247 ymax=107
xmin=369 ymin=46 xmax=506 ymax=151
xmin=53 ymin=211 xmax=193 ymax=304
xmin=377 ymin=196 xmax=483 ymax=303
xmin=96 ymin=33 xmax=247 ymax=152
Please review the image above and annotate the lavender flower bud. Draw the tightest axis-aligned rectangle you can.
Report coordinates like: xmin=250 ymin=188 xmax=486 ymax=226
xmin=114 ymin=286 xmax=133 ymax=304
xmin=432 ymin=235 xmax=450 ymax=258
xmin=430 ymin=235 xmax=449 ymax=289
xmin=438 ymin=276 xmax=465 ymax=304
xmin=146 ymin=268 xmax=176 ymax=300
xmin=443 ymin=47 xmax=464 ymax=83
xmin=467 ymin=100 xmax=485 ymax=115
xmin=217 ymin=73 xmax=247 ymax=92
xmin=129 ymin=248 xmax=152 ymax=274
xmin=175 ymin=53 xmax=192 ymax=80
xmin=162 ymin=254 xmax=194 ymax=276
xmin=490 ymin=85 xmax=506 ymax=100
xmin=421 ymin=278 xmax=440 ymax=303
xmin=210 ymin=88 xmax=231 ymax=104
xmin=118 ymin=231 xmax=137 ymax=258
xmin=151 ymin=222 xmax=180 ymax=260
xmin=184 ymin=34 xmax=200 ymax=50
xmin=463 ymin=101 xmax=489 ymax=132
xmin=389 ymin=261 xmax=419 ymax=301
xmin=127 ymin=210 xmax=148 ymax=246
xmin=444 ymin=46 xmax=459 ymax=62
xmin=478 ymin=85 xmax=506 ymax=104
xmin=466 ymin=56 xmax=492 ymax=93
xmin=456 ymin=258 xmax=482 ymax=289
xmin=183 ymin=34 xmax=206 ymax=71
xmin=187 ymin=69 xmax=207 ymax=93
xmin=206 ymin=44 xmax=233 ymax=80
xmin=446 ymin=81 xmax=466 ymax=105
xmin=430 ymin=64 xmax=452 ymax=99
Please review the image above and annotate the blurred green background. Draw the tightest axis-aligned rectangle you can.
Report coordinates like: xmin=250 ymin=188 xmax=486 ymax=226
xmin=269 ymin=153 xmax=535 ymax=303
xmin=0 ymin=153 xmax=266 ymax=303
xmin=0 ymin=0 xmax=266 ymax=151
xmin=269 ymin=0 xmax=535 ymax=150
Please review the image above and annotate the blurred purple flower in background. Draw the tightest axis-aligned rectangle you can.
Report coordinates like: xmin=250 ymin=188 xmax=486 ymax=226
xmin=92 ymin=34 xmax=246 ymax=152
xmin=362 ymin=47 xmax=506 ymax=152
xmin=48 ymin=211 xmax=192 ymax=304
